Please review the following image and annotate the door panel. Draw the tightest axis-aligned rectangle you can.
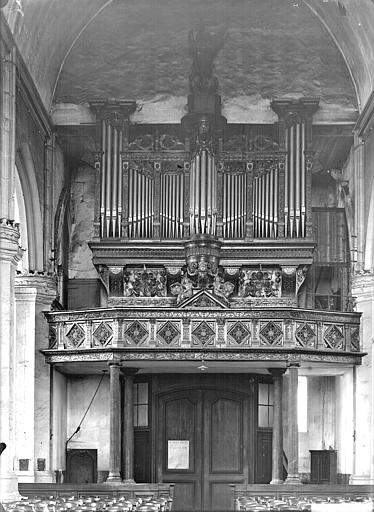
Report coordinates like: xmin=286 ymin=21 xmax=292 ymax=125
xmin=157 ymin=390 xmax=202 ymax=511
xmin=157 ymin=386 xmax=249 ymax=511
xmin=210 ymin=398 xmax=243 ymax=473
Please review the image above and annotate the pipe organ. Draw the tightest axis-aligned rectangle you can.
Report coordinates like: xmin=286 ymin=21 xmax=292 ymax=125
xmin=223 ymin=171 xmax=247 ymax=238
xmin=284 ymin=119 xmax=306 ymax=238
xmin=127 ymin=166 xmax=154 ymax=238
xmin=252 ymin=165 xmax=279 ymax=238
xmin=92 ymin=99 xmax=318 ymax=243
xmin=100 ymin=119 xmax=123 ymax=238
xmin=160 ymin=172 xmax=184 ymax=238
xmin=189 ymin=148 xmax=217 ymax=236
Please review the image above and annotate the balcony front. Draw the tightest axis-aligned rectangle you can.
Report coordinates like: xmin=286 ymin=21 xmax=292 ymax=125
xmin=44 ymin=299 xmax=363 ymax=368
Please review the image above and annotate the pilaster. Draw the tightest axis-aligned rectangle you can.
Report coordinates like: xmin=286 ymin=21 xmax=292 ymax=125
xmin=0 ymin=221 xmax=23 ymax=502
xmin=14 ymin=273 xmax=57 ymax=483
xmin=107 ymin=361 xmax=122 ymax=482
xmin=269 ymin=368 xmax=286 ymax=484
xmin=350 ymin=271 xmax=374 ymax=484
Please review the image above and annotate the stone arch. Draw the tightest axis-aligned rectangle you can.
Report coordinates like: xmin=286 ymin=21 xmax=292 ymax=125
xmin=15 ymin=142 xmax=44 ymax=272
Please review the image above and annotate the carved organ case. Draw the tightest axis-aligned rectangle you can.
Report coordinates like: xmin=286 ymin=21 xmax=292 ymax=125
xmin=88 ymin=29 xmax=349 ymax=312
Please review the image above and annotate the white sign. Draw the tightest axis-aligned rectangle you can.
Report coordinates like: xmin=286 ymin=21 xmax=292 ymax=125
xmin=167 ymin=440 xmax=190 ymax=469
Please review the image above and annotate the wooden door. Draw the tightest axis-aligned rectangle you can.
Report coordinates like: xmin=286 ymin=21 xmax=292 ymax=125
xmin=156 ymin=388 xmax=248 ymax=511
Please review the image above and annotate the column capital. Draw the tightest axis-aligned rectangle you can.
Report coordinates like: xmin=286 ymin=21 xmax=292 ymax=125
xmin=0 ymin=220 xmax=23 ymax=264
xmin=108 ymin=359 xmax=122 ymax=368
xmin=120 ymin=368 xmax=138 ymax=377
xmin=15 ymin=273 xmax=57 ymax=304
xmin=268 ymin=368 xmax=286 ymax=377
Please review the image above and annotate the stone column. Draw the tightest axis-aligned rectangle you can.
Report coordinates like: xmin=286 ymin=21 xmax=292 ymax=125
xmin=350 ymin=272 xmax=374 ymax=484
xmin=285 ymin=363 xmax=301 ymax=484
xmin=107 ymin=361 xmax=122 ymax=482
xmin=14 ymin=274 xmax=57 ymax=483
xmin=0 ymin=31 xmax=23 ymax=502
xmin=122 ymin=369 xmax=137 ymax=483
xmin=269 ymin=368 xmax=286 ymax=484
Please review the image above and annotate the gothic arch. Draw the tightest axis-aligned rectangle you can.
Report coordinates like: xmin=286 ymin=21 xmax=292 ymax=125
xmin=15 ymin=142 xmax=44 ymax=272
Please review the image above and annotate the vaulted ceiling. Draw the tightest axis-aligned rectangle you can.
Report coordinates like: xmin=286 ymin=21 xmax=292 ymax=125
xmin=4 ymin=0 xmax=374 ymax=123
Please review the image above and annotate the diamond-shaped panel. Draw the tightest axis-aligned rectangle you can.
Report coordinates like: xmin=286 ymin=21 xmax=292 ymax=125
xmin=192 ymin=321 xmax=215 ymax=346
xmin=125 ymin=321 xmax=148 ymax=345
xmin=228 ymin=322 xmax=250 ymax=345
xmin=93 ymin=322 xmax=113 ymax=347
xmin=350 ymin=327 xmax=360 ymax=352
xmin=49 ymin=326 xmax=57 ymax=349
xmin=66 ymin=323 xmax=85 ymax=348
xmin=158 ymin=321 xmax=180 ymax=345
xmin=259 ymin=321 xmax=283 ymax=346
xmin=295 ymin=323 xmax=316 ymax=348
xmin=324 ymin=324 xmax=344 ymax=350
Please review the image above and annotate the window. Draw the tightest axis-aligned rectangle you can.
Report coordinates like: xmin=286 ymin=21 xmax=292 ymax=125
xmin=133 ymin=382 xmax=149 ymax=427
xmin=258 ymin=382 xmax=274 ymax=427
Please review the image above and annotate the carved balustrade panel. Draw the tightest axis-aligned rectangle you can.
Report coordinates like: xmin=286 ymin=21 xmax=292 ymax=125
xmin=46 ymin=308 xmax=361 ymax=357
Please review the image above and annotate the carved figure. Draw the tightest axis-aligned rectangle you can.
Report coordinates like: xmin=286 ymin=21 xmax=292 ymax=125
xmin=188 ymin=22 xmax=226 ymax=92
xmin=123 ymin=268 xmax=167 ymax=297
xmin=171 ymin=273 xmax=193 ymax=303
xmin=239 ymin=269 xmax=281 ymax=298
xmin=213 ymin=275 xmax=234 ymax=300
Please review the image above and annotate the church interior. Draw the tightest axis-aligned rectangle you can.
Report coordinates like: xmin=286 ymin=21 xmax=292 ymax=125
xmin=1 ymin=0 xmax=374 ymax=510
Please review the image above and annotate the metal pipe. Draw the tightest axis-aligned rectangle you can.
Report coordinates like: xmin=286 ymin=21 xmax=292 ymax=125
xmin=111 ymin=128 xmax=118 ymax=237
xmin=269 ymin=169 xmax=274 ymax=238
xmin=274 ymin=167 xmax=279 ymax=238
xmin=301 ymin=122 xmax=306 ymax=237
xmin=295 ymin=122 xmax=301 ymax=237
xmin=265 ymin=171 xmax=270 ymax=237
xmin=105 ymin=124 xmax=112 ymax=238
xmin=285 ymin=129 xmax=289 ymax=237
xmin=180 ymin=174 xmax=184 ymax=237
xmin=100 ymin=120 xmax=106 ymax=238
xmin=117 ymin=130 xmax=123 ymax=237
xmin=253 ymin=176 xmax=257 ymax=237
xmin=289 ymin=125 xmax=295 ymax=237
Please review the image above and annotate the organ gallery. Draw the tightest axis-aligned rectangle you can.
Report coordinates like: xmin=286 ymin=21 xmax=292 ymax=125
xmin=0 ymin=1 xmax=374 ymax=511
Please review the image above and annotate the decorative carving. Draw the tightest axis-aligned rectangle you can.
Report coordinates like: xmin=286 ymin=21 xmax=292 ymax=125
xmin=259 ymin=321 xmax=283 ymax=346
xmin=296 ymin=266 xmax=309 ymax=294
xmin=350 ymin=326 xmax=360 ymax=352
xmin=124 ymin=321 xmax=148 ymax=345
xmin=49 ymin=326 xmax=57 ymax=349
xmin=227 ymin=322 xmax=250 ymax=345
xmin=128 ymin=134 xmax=154 ymax=151
xmin=159 ymin=134 xmax=185 ymax=151
xmin=157 ymin=321 xmax=180 ymax=346
xmin=324 ymin=324 xmax=345 ymax=350
xmin=191 ymin=321 xmax=216 ymax=346
xmin=239 ymin=269 xmax=281 ymax=298
xmin=93 ymin=322 xmax=113 ymax=347
xmin=124 ymin=267 xmax=166 ymax=297
xmin=295 ymin=323 xmax=316 ymax=348
xmin=170 ymin=274 xmax=194 ymax=303
xmin=65 ymin=323 xmax=85 ymax=348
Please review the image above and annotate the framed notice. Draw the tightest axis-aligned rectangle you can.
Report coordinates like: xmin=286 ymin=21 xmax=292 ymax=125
xmin=167 ymin=440 xmax=190 ymax=469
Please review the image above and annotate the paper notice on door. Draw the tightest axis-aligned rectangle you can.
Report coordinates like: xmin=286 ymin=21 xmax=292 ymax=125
xmin=167 ymin=440 xmax=189 ymax=469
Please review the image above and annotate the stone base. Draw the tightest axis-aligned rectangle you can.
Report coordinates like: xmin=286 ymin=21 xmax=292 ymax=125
xmin=349 ymin=475 xmax=374 ymax=485
xmin=0 ymin=471 xmax=21 ymax=502
xmin=270 ymin=479 xmax=284 ymax=485
xmin=34 ymin=471 xmax=54 ymax=483
xmin=105 ymin=474 xmax=122 ymax=484
xmin=122 ymin=479 xmax=136 ymax=484
xmin=284 ymin=475 xmax=302 ymax=485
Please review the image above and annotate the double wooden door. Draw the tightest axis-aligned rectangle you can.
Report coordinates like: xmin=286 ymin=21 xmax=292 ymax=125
xmin=156 ymin=387 xmax=250 ymax=511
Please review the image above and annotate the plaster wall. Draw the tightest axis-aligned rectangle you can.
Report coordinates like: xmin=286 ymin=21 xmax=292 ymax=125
xmin=52 ymin=369 xmax=67 ymax=472
xmin=336 ymin=369 xmax=354 ymax=475
xmin=66 ymin=375 xmax=110 ymax=472
xmin=68 ymin=165 xmax=96 ymax=280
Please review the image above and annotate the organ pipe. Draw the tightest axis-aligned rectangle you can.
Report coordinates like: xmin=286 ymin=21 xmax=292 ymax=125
xmin=222 ymin=172 xmax=247 ymax=238
xmin=189 ymin=149 xmax=217 ymax=236
xmin=284 ymin=121 xmax=306 ymax=238
xmin=127 ymin=168 xmax=154 ymax=238
xmin=99 ymin=121 xmax=124 ymax=238
xmin=252 ymin=167 xmax=279 ymax=238
xmin=160 ymin=173 xmax=184 ymax=238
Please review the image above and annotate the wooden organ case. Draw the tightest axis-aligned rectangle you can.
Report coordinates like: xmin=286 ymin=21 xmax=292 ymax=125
xmin=88 ymin=25 xmax=324 ymax=307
